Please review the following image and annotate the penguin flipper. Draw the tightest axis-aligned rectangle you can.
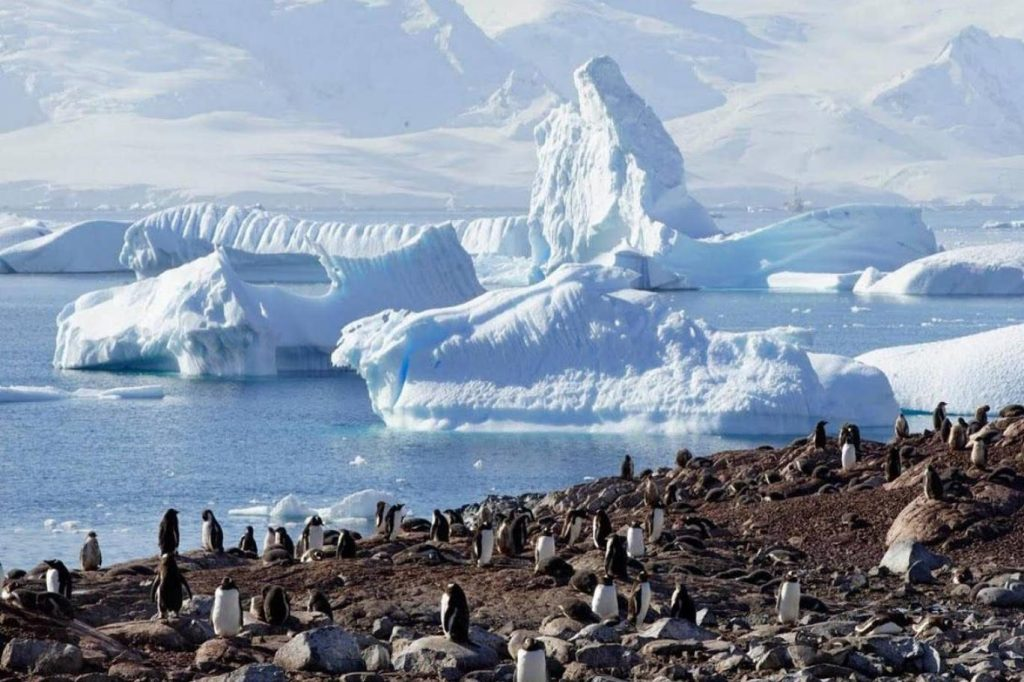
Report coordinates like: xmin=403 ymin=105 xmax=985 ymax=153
xmin=181 ymin=575 xmax=193 ymax=601
xmin=237 ymin=593 xmax=244 ymax=628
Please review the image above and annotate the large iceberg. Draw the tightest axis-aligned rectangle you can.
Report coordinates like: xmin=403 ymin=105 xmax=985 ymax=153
xmin=858 ymin=324 xmax=1024 ymax=414
xmin=55 ymin=226 xmax=483 ymax=376
xmin=854 ymin=243 xmax=1024 ymax=296
xmin=334 ymin=264 xmax=897 ymax=434
xmin=0 ymin=216 xmax=50 ymax=251
xmin=0 ymin=220 xmax=130 ymax=273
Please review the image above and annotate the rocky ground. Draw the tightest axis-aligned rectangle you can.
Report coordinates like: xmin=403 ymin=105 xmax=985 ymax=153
xmin=4 ymin=411 xmax=1024 ymax=681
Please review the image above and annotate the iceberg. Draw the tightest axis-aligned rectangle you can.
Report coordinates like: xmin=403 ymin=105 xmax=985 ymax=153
xmin=0 ymin=384 xmax=164 ymax=403
xmin=854 ymin=243 xmax=1024 ymax=296
xmin=334 ymin=264 xmax=897 ymax=434
xmin=228 ymin=489 xmax=394 ymax=526
xmin=858 ymin=324 xmax=1024 ymax=414
xmin=55 ymin=226 xmax=484 ymax=376
xmin=0 ymin=218 xmax=50 ymax=251
xmin=0 ymin=220 xmax=130 ymax=273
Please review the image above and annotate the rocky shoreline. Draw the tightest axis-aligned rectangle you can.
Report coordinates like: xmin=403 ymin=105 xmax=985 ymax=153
xmin=4 ymin=412 xmax=1024 ymax=681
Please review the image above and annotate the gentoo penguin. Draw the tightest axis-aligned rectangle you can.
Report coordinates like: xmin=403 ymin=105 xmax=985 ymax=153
xmin=840 ymin=442 xmax=856 ymax=472
xmin=669 ymin=581 xmax=696 ymax=623
xmin=263 ymin=526 xmax=275 ymax=553
xmin=839 ymin=423 xmax=861 ymax=454
xmin=80 ymin=532 xmax=102 ymax=571
xmin=212 ymin=577 xmax=243 ymax=637
xmin=885 ymin=447 xmax=902 ymax=483
xmin=676 ymin=448 xmax=693 ymax=469
xmin=924 ymin=464 xmax=944 ymax=501
xmin=948 ymin=419 xmax=968 ymax=452
xmin=777 ymin=572 xmax=800 ymax=624
xmin=43 ymin=560 xmax=72 ymax=599
xmin=274 ymin=527 xmax=295 ymax=558
xmin=971 ymin=438 xmax=988 ymax=469
xmin=336 ymin=530 xmax=357 ymax=559
xmin=561 ymin=509 xmax=586 ymax=546
xmin=812 ymin=421 xmax=828 ymax=450
xmin=975 ymin=404 xmax=990 ymax=427
xmin=307 ymin=589 xmax=333 ymax=622
xmin=430 ymin=509 xmax=451 ymax=543
xmin=299 ymin=515 xmax=325 ymax=556
xmin=645 ymin=502 xmax=665 ymax=544
xmin=511 ymin=511 xmax=532 ymax=554
xmin=534 ymin=529 xmax=555 ymax=569
xmin=384 ymin=504 xmax=405 ymax=541
xmin=3 ymin=584 xmax=74 ymax=619
xmin=591 ymin=575 xmax=618 ymax=621
xmin=440 ymin=582 xmax=470 ymax=644
xmin=444 ymin=509 xmax=464 ymax=527
xmin=151 ymin=553 xmax=192 ymax=619
xmin=626 ymin=523 xmax=645 ymax=559
xmin=627 ymin=570 xmax=651 ymax=628
xmin=621 ymin=454 xmax=634 ymax=481
xmin=496 ymin=516 xmax=516 ymax=556
xmin=515 ymin=636 xmax=547 ymax=682
xmin=604 ymin=535 xmax=629 ymax=582
xmin=640 ymin=477 xmax=661 ymax=507
xmin=940 ymin=417 xmax=952 ymax=444
xmin=374 ymin=501 xmax=387 ymax=535
xmin=158 ymin=508 xmax=180 ymax=555
xmin=262 ymin=585 xmax=290 ymax=626
xmin=894 ymin=412 xmax=910 ymax=440
xmin=201 ymin=510 xmax=224 ymax=553
xmin=663 ymin=482 xmax=679 ymax=506
xmin=238 ymin=526 xmax=258 ymax=555
xmin=592 ymin=509 xmax=612 ymax=550
xmin=478 ymin=505 xmax=493 ymax=527
xmin=474 ymin=522 xmax=495 ymax=567
xmin=932 ymin=401 xmax=947 ymax=432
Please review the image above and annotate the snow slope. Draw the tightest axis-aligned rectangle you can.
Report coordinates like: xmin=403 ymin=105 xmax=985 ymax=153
xmin=858 ymin=325 xmax=1024 ymax=414
xmin=55 ymin=226 xmax=483 ymax=376
xmin=856 ymin=243 xmax=1024 ymax=296
xmin=334 ymin=264 xmax=897 ymax=434
xmin=0 ymin=220 xmax=130 ymax=273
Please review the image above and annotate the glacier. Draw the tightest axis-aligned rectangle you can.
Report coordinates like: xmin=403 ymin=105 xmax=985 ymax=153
xmin=858 ymin=324 xmax=1024 ymax=414
xmin=333 ymin=264 xmax=897 ymax=434
xmin=0 ymin=220 xmax=130 ymax=274
xmin=855 ymin=243 xmax=1024 ymax=296
xmin=55 ymin=226 xmax=483 ymax=376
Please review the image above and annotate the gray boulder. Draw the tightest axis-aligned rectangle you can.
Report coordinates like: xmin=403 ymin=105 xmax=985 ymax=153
xmin=392 ymin=635 xmax=499 ymax=680
xmin=575 ymin=643 xmax=640 ymax=671
xmin=1 ymin=639 xmax=83 ymax=675
xmin=638 ymin=618 xmax=715 ymax=642
xmin=975 ymin=587 xmax=1024 ymax=608
xmin=274 ymin=626 xmax=364 ymax=674
xmin=98 ymin=621 xmax=189 ymax=651
xmin=879 ymin=540 xmax=948 ymax=574
xmin=203 ymin=663 xmax=287 ymax=682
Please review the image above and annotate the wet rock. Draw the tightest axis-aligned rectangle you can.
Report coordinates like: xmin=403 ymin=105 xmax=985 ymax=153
xmin=1 ymin=638 xmax=83 ymax=675
xmin=638 ymin=618 xmax=715 ymax=641
xmin=392 ymin=635 xmax=500 ymax=680
xmin=274 ymin=626 xmax=364 ymax=674
xmin=98 ymin=621 xmax=189 ymax=651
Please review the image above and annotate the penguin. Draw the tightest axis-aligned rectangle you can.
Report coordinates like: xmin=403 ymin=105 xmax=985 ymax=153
xmin=3 ymin=586 xmax=74 ymax=619
xmin=894 ymin=412 xmax=910 ymax=440
xmin=592 ymin=509 xmax=612 ymax=550
xmin=971 ymin=438 xmax=988 ymax=470
xmin=336 ymin=530 xmax=357 ymax=559
xmin=839 ymin=423 xmax=861 ymax=454
xmin=478 ymin=505 xmax=493 ymax=527
xmin=885 ymin=447 xmax=902 ymax=483
xmin=274 ymin=527 xmax=295 ymax=558
xmin=158 ymin=508 xmax=180 ymax=556
xmin=676 ymin=448 xmax=693 ymax=469
xmin=496 ymin=516 xmax=515 ymax=556
xmin=474 ymin=522 xmax=495 ymax=567
xmin=430 ymin=509 xmax=450 ymax=543
xmin=43 ymin=560 xmax=72 ymax=599
xmin=262 ymin=526 xmax=275 ymax=553
xmin=511 ymin=512 xmax=532 ymax=554
xmin=812 ymin=421 xmax=828 ymax=450
xmin=80 ymin=531 xmax=102 ymax=572
xmin=663 ymin=482 xmax=679 ymax=506
xmin=440 ymin=582 xmax=470 ymax=644
xmin=777 ymin=572 xmax=800 ymax=624
xmin=645 ymin=502 xmax=665 ymax=544
xmin=515 ymin=636 xmax=547 ymax=682
xmin=262 ymin=585 xmax=290 ymax=626
xmin=561 ymin=509 xmax=586 ymax=547
xmin=639 ymin=477 xmax=661 ymax=507
xmin=924 ymin=464 xmax=944 ymax=501
xmin=840 ymin=442 xmax=856 ymax=472
xmin=974 ymin=404 xmax=990 ymax=427
xmin=625 ymin=523 xmax=645 ymax=559
xmin=604 ymin=535 xmax=629 ymax=582
xmin=627 ymin=570 xmax=651 ymax=628
xmin=201 ymin=510 xmax=224 ymax=553
xmin=932 ymin=401 xmax=947 ymax=432
xmin=374 ymin=501 xmax=387 ymax=535
xmin=534 ymin=529 xmax=555 ymax=569
xmin=151 ymin=553 xmax=192 ymax=619
xmin=301 ymin=515 xmax=325 ymax=556
xmin=444 ymin=509 xmax=464 ymax=527
xmin=621 ymin=454 xmax=634 ymax=481
xmin=212 ymin=577 xmax=243 ymax=637
xmin=591 ymin=575 xmax=618 ymax=621
xmin=238 ymin=526 xmax=258 ymax=555
xmin=940 ymin=417 xmax=952 ymax=444
xmin=948 ymin=419 xmax=968 ymax=452
xmin=669 ymin=581 xmax=696 ymax=623
xmin=384 ymin=504 xmax=405 ymax=541
xmin=307 ymin=589 xmax=333 ymax=622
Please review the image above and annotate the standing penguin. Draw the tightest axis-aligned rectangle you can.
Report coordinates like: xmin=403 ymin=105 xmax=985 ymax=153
xmin=924 ymin=464 xmax=944 ymax=501
xmin=307 ymin=589 xmax=333 ymax=622
xmin=298 ymin=515 xmax=325 ymax=556
xmin=948 ymin=419 xmax=968 ymax=452
xmin=238 ymin=526 xmax=258 ymax=555
xmin=625 ymin=523 xmax=645 ymax=559
xmin=262 ymin=527 xmax=275 ymax=553
xmin=561 ymin=509 xmax=586 ymax=547
xmin=201 ymin=510 xmax=224 ymax=553
xmin=971 ymin=438 xmax=988 ymax=470
xmin=604 ymin=535 xmax=629 ymax=582
xmin=274 ymin=527 xmax=295 ymax=558
xmin=940 ymin=417 xmax=952 ymax=444
xmin=262 ymin=585 xmax=290 ymax=626
xmin=885 ymin=447 xmax=902 ymax=483
xmin=430 ymin=509 xmax=451 ymax=543
xmin=645 ymin=502 xmax=665 ymax=544
xmin=534 ymin=528 xmax=555 ymax=569
xmin=621 ymin=454 xmax=634 ymax=481
xmin=441 ymin=582 xmax=470 ymax=644
xmin=151 ymin=553 xmax=192 ymax=619
xmin=496 ymin=516 xmax=516 ymax=556
xmin=212 ymin=577 xmax=243 ymax=637
xmin=840 ymin=442 xmax=856 ymax=471
xmin=158 ymin=509 xmax=180 ymax=556
xmin=974 ymin=404 xmax=990 ymax=427
xmin=894 ymin=412 xmax=910 ymax=440
xmin=43 ymin=560 xmax=72 ymax=599
xmin=592 ymin=509 xmax=612 ymax=550
xmin=839 ymin=423 xmax=861 ymax=454
xmin=777 ymin=572 xmax=800 ymax=624
xmin=669 ymin=581 xmax=696 ymax=623
xmin=627 ymin=570 xmax=651 ymax=628
xmin=385 ymin=504 xmax=405 ymax=541
xmin=812 ymin=421 xmax=828 ymax=450
xmin=591 ymin=575 xmax=618 ymax=621
xmin=932 ymin=402 xmax=947 ymax=432
xmin=336 ymin=530 xmax=357 ymax=559
xmin=511 ymin=512 xmax=532 ymax=554
xmin=374 ymin=501 xmax=387 ymax=536
xmin=474 ymin=522 xmax=495 ymax=567
xmin=515 ymin=637 xmax=547 ymax=682
xmin=80 ymin=532 xmax=102 ymax=571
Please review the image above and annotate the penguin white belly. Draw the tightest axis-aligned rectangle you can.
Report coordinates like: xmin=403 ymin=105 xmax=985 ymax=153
xmin=568 ymin=519 xmax=582 ymax=545
xmin=535 ymin=536 xmax=555 ymax=564
xmin=778 ymin=582 xmax=801 ymax=624
xmin=212 ymin=588 xmax=241 ymax=637
xmin=45 ymin=569 xmax=60 ymax=594
xmin=637 ymin=582 xmax=651 ymax=626
xmin=626 ymin=527 xmax=645 ymax=558
xmin=263 ymin=528 xmax=275 ymax=550
xmin=308 ymin=526 xmax=324 ymax=551
xmin=515 ymin=648 xmax=547 ymax=682
xmin=390 ymin=511 xmax=404 ymax=540
xmin=840 ymin=443 xmax=856 ymax=471
xmin=971 ymin=441 xmax=985 ymax=467
xmin=592 ymin=585 xmax=618 ymax=620
xmin=478 ymin=529 xmax=494 ymax=566
xmin=440 ymin=593 xmax=450 ymax=635
xmin=650 ymin=508 xmax=664 ymax=543
xmin=202 ymin=521 xmax=213 ymax=550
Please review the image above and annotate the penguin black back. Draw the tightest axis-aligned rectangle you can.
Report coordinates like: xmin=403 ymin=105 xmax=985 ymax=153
xmin=431 ymin=509 xmax=451 ymax=543
xmin=924 ymin=464 xmax=944 ymax=501
xmin=337 ymin=529 xmax=357 ymax=559
xmin=442 ymin=582 xmax=470 ymax=644
xmin=621 ymin=454 xmax=634 ymax=481
xmin=307 ymin=589 xmax=333 ymax=622
xmin=151 ymin=553 xmax=191 ymax=618
xmin=262 ymin=585 xmax=290 ymax=626
xmin=593 ymin=509 xmax=612 ymax=550
xmin=932 ymin=401 xmax=947 ymax=432
xmin=43 ymin=559 xmax=73 ymax=600
xmin=239 ymin=526 xmax=257 ymax=554
xmin=885 ymin=447 xmax=901 ymax=483
xmin=202 ymin=509 xmax=224 ymax=553
xmin=670 ymin=581 xmax=696 ymax=622
xmin=604 ymin=535 xmax=629 ymax=582
xmin=813 ymin=421 xmax=828 ymax=450
xmin=158 ymin=509 xmax=180 ymax=555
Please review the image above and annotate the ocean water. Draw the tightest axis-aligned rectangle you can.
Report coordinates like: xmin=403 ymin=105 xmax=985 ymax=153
xmin=2 ymin=208 xmax=1023 ymax=570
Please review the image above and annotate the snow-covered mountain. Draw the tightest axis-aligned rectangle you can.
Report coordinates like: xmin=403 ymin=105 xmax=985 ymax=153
xmin=1 ymin=0 xmax=1023 ymax=209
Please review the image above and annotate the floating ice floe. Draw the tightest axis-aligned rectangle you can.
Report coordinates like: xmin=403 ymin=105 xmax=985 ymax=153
xmin=54 ymin=226 xmax=483 ymax=376
xmin=0 ymin=384 xmax=164 ymax=403
xmin=858 ymin=323 xmax=1024 ymax=414
xmin=983 ymin=220 xmax=1024 ymax=230
xmin=0 ymin=220 xmax=130 ymax=273
xmin=229 ymin=489 xmax=395 ymax=526
xmin=854 ymin=243 xmax=1024 ymax=296
xmin=334 ymin=264 xmax=897 ymax=434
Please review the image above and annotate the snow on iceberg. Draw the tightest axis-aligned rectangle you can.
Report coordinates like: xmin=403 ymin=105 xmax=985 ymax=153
xmin=0 ymin=217 xmax=49 ymax=251
xmin=858 ymin=324 xmax=1024 ymax=414
xmin=0 ymin=220 xmax=130 ymax=273
xmin=334 ymin=264 xmax=897 ymax=434
xmin=855 ymin=243 xmax=1024 ymax=296
xmin=0 ymin=384 xmax=164 ymax=403
xmin=528 ymin=56 xmax=719 ymax=277
xmin=55 ymin=225 xmax=484 ymax=376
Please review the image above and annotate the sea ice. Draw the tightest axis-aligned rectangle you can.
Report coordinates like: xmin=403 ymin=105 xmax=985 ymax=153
xmin=0 ymin=384 xmax=164 ymax=403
